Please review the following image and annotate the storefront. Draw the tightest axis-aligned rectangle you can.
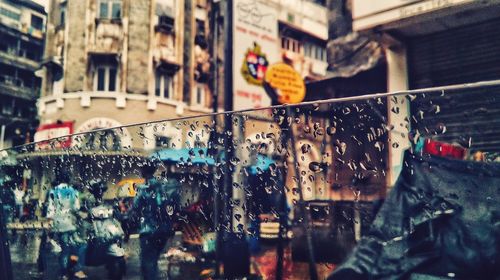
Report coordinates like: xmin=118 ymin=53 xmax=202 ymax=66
xmin=352 ymin=0 xmax=500 ymax=180
xmin=406 ymin=17 xmax=500 ymax=154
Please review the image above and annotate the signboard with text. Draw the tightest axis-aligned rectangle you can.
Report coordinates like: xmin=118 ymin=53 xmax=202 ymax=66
xmin=352 ymin=0 xmax=474 ymax=30
xmin=233 ymin=0 xmax=279 ymax=110
xmin=34 ymin=121 xmax=74 ymax=150
xmin=264 ymin=63 xmax=305 ymax=104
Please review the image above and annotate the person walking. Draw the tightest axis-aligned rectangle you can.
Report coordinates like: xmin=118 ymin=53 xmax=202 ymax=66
xmin=46 ymin=171 xmax=87 ymax=279
xmin=132 ymin=164 xmax=177 ymax=280
xmin=13 ymin=186 xmax=25 ymax=221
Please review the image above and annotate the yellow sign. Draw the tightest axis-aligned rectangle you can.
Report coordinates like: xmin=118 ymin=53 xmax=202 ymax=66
xmin=264 ymin=63 xmax=305 ymax=104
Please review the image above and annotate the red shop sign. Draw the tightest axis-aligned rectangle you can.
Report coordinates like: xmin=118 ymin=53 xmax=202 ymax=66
xmin=34 ymin=121 xmax=74 ymax=150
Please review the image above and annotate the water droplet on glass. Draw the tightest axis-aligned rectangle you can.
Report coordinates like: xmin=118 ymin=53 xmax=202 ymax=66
xmin=326 ymin=126 xmax=336 ymax=135
xmin=167 ymin=206 xmax=174 ymax=216
xmin=301 ymin=144 xmax=311 ymax=154
xmin=309 ymin=162 xmax=322 ymax=173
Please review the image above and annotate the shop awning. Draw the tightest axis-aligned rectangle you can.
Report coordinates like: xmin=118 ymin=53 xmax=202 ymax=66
xmin=326 ymin=32 xmax=384 ymax=78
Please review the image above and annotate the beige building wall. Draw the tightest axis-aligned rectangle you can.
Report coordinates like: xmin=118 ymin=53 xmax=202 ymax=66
xmin=64 ymin=0 xmax=87 ymax=92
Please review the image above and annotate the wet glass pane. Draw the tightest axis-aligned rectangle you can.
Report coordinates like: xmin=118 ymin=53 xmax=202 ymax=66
xmin=1 ymin=88 xmax=499 ymax=280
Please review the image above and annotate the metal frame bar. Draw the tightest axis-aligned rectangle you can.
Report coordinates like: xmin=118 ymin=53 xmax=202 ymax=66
xmin=3 ymin=79 xmax=500 ymax=152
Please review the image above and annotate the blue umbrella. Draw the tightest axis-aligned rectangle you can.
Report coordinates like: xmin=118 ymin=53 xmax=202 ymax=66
xmin=150 ymin=148 xmax=275 ymax=172
xmin=249 ymin=154 xmax=276 ymax=175
xmin=150 ymin=148 xmax=215 ymax=166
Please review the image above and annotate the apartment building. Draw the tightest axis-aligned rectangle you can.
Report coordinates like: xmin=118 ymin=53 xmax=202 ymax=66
xmin=0 ymin=0 xmax=45 ymax=149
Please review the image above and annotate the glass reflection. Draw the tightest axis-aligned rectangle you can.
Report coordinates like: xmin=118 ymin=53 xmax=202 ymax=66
xmin=0 ymin=88 xmax=499 ymax=280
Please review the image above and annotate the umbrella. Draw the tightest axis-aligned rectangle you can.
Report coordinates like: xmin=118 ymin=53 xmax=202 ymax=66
xmin=249 ymin=155 xmax=276 ymax=175
xmin=150 ymin=148 xmax=215 ymax=166
xmin=151 ymin=148 xmax=276 ymax=173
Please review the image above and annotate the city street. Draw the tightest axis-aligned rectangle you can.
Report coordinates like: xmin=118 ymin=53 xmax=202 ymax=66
xmin=7 ymin=228 xmax=335 ymax=280
xmin=8 ymin=230 xmax=171 ymax=280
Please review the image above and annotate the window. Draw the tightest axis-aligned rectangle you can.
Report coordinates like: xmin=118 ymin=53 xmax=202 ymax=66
xmin=60 ymin=6 xmax=66 ymax=26
xmin=158 ymin=15 xmax=174 ymax=30
xmin=94 ymin=64 xmax=118 ymax=91
xmin=98 ymin=0 xmax=121 ymax=19
xmin=31 ymin=14 xmax=43 ymax=30
xmin=155 ymin=72 xmax=173 ymax=99
xmin=192 ymin=84 xmax=206 ymax=106
xmin=281 ymin=37 xmax=301 ymax=53
xmin=1 ymin=98 xmax=14 ymax=115
xmin=304 ymin=42 xmax=326 ymax=61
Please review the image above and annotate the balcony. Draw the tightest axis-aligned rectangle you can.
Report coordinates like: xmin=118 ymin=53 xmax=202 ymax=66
xmin=153 ymin=31 xmax=177 ymax=66
xmin=0 ymin=50 xmax=40 ymax=71
xmin=89 ymin=19 xmax=124 ymax=55
xmin=0 ymin=76 xmax=38 ymax=100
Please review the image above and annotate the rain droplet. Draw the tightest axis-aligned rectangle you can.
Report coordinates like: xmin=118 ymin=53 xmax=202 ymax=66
xmin=167 ymin=206 xmax=174 ymax=216
xmin=234 ymin=213 xmax=242 ymax=222
xmin=326 ymin=126 xmax=336 ymax=135
xmin=301 ymin=144 xmax=311 ymax=154
xmin=374 ymin=141 xmax=384 ymax=152
xmin=308 ymin=162 xmax=322 ymax=173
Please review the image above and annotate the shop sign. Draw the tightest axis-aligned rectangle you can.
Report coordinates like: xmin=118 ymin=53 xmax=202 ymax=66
xmin=264 ymin=63 xmax=306 ymax=104
xmin=34 ymin=121 xmax=74 ymax=150
xmin=233 ymin=0 xmax=279 ymax=110
xmin=74 ymin=117 xmax=132 ymax=149
xmin=352 ymin=0 xmax=474 ymax=30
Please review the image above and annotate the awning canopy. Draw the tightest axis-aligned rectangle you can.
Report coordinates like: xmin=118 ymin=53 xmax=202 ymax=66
xmin=326 ymin=32 xmax=384 ymax=78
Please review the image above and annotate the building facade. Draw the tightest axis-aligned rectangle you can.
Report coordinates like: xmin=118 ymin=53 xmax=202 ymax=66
xmin=350 ymin=0 xmax=500 ymax=184
xmin=36 ymin=0 xmax=328 ymax=151
xmin=0 ymin=0 xmax=46 ymax=149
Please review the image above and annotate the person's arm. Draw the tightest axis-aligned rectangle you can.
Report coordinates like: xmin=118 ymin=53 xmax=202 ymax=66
xmin=46 ymin=191 xmax=55 ymax=219
xmin=131 ymin=185 xmax=145 ymax=213
xmin=73 ymin=190 xmax=81 ymax=212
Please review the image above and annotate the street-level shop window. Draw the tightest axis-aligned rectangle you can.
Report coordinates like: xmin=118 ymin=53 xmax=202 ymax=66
xmin=98 ymin=0 xmax=122 ymax=20
xmin=94 ymin=64 xmax=118 ymax=92
xmin=192 ymin=84 xmax=206 ymax=107
xmin=155 ymin=72 xmax=174 ymax=99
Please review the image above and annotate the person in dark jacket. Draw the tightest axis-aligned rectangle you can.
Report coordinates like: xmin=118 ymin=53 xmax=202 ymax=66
xmin=132 ymin=164 xmax=177 ymax=280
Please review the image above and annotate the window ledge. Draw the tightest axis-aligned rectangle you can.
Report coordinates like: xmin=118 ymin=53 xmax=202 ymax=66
xmin=189 ymin=105 xmax=212 ymax=114
xmin=154 ymin=97 xmax=181 ymax=107
xmin=95 ymin=18 xmax=122 ymax=25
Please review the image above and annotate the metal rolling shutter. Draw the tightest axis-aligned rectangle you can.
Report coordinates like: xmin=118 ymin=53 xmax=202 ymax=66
xmin=408 ymin=18 xmax=500 ymax=153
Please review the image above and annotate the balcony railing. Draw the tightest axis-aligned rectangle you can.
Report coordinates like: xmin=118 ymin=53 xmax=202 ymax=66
xmin=0 ymin=76 xmax=38 ymax=100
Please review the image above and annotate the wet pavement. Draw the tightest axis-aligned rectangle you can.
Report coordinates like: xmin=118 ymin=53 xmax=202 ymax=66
xmin=8 ymin=231 xmax=169 ymax=280
xmin=7 ymin=229 xmax=335 ymax=279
